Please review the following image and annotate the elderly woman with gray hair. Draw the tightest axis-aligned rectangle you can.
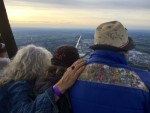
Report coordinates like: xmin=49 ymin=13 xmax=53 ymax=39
xmin=0 ymin=45 xmax=85 ymax=113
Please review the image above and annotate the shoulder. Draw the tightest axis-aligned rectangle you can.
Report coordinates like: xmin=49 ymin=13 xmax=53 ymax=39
xmin=120 ymin=65 xmax=150 ymax=90
xmin=10 ymin=81 xmax=30 ymax=88
xmin=8 ymin=81 xmax=32 ymax=93
xmin=125 ymin=66 xmax=150 ymax=80
xmin=130 ymin=67 xmax=150 ymax=75
xmin=79 ymin=63 xmax=150 ymax=92
xmin=129 ymin=67 xmax=150 ymax=89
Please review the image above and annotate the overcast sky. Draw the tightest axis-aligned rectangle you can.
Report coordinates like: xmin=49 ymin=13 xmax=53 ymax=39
xmin=4 ymin=0 xmax=150 ymax=29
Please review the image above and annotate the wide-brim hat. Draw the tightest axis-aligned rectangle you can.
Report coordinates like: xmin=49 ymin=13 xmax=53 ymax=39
xmin=90 ymin=21 xmax=135 ymax=51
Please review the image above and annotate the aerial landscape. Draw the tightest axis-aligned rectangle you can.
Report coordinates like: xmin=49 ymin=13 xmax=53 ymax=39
xmin=4 ymin=0 xmax=150 ymax=70
xmin=0 ymin=0 xmax=150 ymax=112
xmin=3 ymin=0 xmax=150 ymax=71
xmin=12 ymin=28 xmax=150 ymax=71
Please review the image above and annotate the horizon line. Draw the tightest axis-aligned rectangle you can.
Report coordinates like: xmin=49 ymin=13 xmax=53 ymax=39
xmin=11 ymin=26 xmax=150 ymax=31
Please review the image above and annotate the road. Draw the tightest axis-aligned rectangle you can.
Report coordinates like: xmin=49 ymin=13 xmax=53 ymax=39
xmin=75 ymin=35 xmax=82 ymax=48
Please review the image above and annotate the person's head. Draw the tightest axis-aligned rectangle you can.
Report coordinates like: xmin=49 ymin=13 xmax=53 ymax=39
xmin=49 ymin=45 xmax=79 ymax=78
xmin=90 ymin=21 xmax=135 ymax=55
xmin=0 ymin=43 xmax=7 ymax=57
xmin=34 ymin=45 xmax=80 ymax=93
xmin=51 ymin=45 xmax=80 ymax=68
xmin=0 ymin=44 xmax=52 ymax=87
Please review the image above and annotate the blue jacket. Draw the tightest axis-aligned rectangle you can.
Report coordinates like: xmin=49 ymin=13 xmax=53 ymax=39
xmin=0 ymin=81 xmax=58 ymax=113
xmin=70 ymin=50 xmax=150 ymax=113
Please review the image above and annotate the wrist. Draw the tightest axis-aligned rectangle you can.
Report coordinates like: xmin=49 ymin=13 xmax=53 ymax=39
xmin=54 ymin=83 xmax=66 ymax=94
xmin=53 ymin=85 xmax=64 ymax=97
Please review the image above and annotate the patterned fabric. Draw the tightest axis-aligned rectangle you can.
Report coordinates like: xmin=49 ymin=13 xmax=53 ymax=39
xmin=79 ymin=63 xmax=149 ymax=92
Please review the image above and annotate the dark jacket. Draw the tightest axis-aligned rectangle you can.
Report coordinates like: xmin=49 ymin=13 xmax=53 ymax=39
xmin=34 ymin=73 xmax=72 ymax=113
xmin=0 ymin=81 xmax=58 ymax=113
xmin=70 ymin=50 xmax=150 ymax=113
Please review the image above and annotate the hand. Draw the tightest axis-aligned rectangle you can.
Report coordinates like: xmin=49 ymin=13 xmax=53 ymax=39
xmin=55 ymin=59 xmax=86 ymax=94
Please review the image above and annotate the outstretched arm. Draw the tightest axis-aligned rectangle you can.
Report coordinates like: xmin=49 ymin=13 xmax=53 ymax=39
xmin=8 ymin=59 xmax=85 ymax=113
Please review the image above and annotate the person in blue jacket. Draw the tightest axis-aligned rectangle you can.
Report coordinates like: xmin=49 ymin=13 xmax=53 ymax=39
xmin=0 ymin=44 xmax=85 ymax=113
xmin=70 ymin=21 xmax=150 ymax=113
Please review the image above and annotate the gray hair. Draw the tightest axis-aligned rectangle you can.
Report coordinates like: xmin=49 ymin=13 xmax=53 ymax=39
xmin=0 ymin=45 xmax=52 ymax=87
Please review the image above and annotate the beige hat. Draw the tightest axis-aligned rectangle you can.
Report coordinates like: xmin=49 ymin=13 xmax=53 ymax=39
xmin=90 ymin=21 xmax=135 ymax=51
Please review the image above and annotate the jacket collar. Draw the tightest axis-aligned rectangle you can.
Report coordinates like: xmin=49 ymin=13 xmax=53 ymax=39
xmin=87 ymin=50 xmax=127 ymax=65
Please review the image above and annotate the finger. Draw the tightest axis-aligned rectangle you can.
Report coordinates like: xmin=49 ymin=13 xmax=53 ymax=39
xmin=73 ymin=60 xmax=86 ymax=71
xmin=73 ymin=66 xmax=85 ymax=79
xmin=71 ymin=59 xmax=84 ymax=67
xmin=65 ymin=59 xmax=85 ymax=75
xmin=67 ymin=59 xmax=85 ymax=72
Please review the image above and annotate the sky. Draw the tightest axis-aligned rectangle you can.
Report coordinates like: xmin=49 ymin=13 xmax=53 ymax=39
xmin=4 ymin=0 xmax=150 ymax=29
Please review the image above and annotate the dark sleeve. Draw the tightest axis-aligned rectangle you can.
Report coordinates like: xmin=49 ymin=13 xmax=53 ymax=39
xmin=8 ymin=81 xmax=58 ymax=113
xmin=145 ymin=91 xmax=150 ymax=113
xmin=136 ymin=70 xmax=150 ymax=113
xmin=148 ymin=99 xmax=150 ymax=113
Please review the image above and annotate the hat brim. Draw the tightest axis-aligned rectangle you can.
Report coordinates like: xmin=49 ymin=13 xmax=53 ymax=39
xmin=90 ymin=37 xmax=135 ymax=52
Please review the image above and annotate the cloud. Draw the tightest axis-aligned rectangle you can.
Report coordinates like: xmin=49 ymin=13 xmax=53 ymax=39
xmin=5 ymin=0 xmax=150 ymax=10
xmin=4 ymin=0 xmax=150 ymax=29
